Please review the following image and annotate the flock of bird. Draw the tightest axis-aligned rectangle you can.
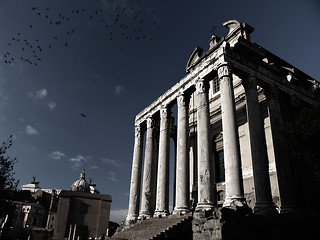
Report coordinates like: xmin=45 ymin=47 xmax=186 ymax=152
xmin=1 ymin=4 xmax=160 ymax=67
xmin=3 ymin=32 xmax=44 ymax=66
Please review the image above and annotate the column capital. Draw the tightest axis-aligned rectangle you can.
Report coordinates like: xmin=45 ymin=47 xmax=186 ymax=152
xmin=217 ymin=63 xmax=231 ymax=79
xmin=177 ymin=92 xmax=186 ymax=108
xmin=195 ymin=78 xmax=206 ymax=94
xmin=160 ymin=106 xmax=169 ymax=120
xmin=264 ymin=84 xmax=279 ymax=101
xmin=146 ymin=117 xmax=154 ymax=129
xmin=177 ymin=90 xmax=190 ymax=108
xmin=134 ymin=124 xmax=142 ymax=138
xmin=242 ymin=74 xmax=258 ymax=91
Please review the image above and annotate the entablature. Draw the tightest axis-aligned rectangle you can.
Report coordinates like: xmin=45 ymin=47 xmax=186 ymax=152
xmin=135 ymin=19 xmax=318 ymax=126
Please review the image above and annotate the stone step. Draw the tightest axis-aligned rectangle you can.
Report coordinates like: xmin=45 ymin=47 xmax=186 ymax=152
xmin=111 ymin=213 xmax=192 ymax=240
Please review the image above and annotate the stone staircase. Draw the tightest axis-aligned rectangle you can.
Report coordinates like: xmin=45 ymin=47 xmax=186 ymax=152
xmin=110 ymin=213 xmax=193 ymax=240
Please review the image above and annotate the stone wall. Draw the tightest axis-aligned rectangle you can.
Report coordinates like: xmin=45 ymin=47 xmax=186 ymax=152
xmin=192 ymin=207 xmax=319 ymax=240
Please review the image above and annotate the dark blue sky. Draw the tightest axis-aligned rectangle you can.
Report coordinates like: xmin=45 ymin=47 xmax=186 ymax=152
xmin=0 ymin=0 xmax=319 ymax=223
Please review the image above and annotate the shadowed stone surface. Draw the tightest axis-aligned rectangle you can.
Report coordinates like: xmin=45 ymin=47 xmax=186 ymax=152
xmin=111 ymin=213 xmax=192 ymax=240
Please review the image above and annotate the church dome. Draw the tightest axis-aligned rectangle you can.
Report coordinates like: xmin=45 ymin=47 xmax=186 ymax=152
xmin=70 ymin=170 xmax=90 ymax=192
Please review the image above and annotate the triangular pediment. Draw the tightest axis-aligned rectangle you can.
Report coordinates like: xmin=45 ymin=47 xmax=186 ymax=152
xmin=186 ymin=46 xmax=203 ymax=72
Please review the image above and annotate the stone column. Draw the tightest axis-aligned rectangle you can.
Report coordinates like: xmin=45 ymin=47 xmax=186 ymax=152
xmin=172 ymin=131 xmax=177 ymax=211
xmin=195 ymin=78 xmax=215 ymax=211
xmin=126 ymin=124 xmax=144 ymax=223
xmin=154 ymin=107 xmax=170 ymax=216
xmin=243 ymin=75 xmax=276 ymax=214
xmin=173 ymin=92 xmax=190 ymax=214
xmin=139 ymin=117 xmax=155 ymax=218
xmin=151 ymin=128 xmax=160 ymax=214
xmin=265 ymin=85 xmax=297 ymax=213
xmin=218 ymin=63 xmax=246 ymax=209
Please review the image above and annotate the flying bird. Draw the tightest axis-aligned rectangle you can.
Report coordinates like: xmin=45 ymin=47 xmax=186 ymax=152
xmin=1 ymin=4 xmax=160 ymax=66
xmin=80 ymin=113 xmax=87 ymax=118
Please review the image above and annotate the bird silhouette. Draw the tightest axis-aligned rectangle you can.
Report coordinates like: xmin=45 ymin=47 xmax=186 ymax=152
xmin=80 ymin=113 xmax=87 ymax=118
xmin=2 ymin=4 xmax=160 ymax=66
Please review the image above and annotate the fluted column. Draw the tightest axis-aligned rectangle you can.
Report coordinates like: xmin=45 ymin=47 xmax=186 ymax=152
xmin=195 ymin=78 xmax=215 ymax=211
xmin=173 ymin=92 xmax=190 ymax=214
xmin=265 ymin=85 xmax=297 ymax=213
xmin=139 ymin=117 xmax=155 ymax=218
xmin=126 ymin=124 xmax=144 ymax=223
xmin=243 ymin=75 xmax=276 ymax=214
xmin=218 ymin=63 xmax=246 ymax=209
xmin=154 ymin=107 xmax=170 ymax=216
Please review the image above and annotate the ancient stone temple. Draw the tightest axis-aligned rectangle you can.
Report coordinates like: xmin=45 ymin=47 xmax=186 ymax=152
xmin=116 ymin=20 xmax=320 ymax=239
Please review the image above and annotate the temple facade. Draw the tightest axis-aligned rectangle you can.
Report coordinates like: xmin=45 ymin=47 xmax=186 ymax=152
xmin=125 ymin=19 xmax=319 ymax=225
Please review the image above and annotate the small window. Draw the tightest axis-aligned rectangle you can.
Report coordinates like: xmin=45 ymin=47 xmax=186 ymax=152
xmin=213 ymin=77 xmax=220 ymax=93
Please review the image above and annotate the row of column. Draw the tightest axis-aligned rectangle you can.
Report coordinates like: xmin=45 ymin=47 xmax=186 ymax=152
xmin=126 ymin=62 xmax=283 ymax=223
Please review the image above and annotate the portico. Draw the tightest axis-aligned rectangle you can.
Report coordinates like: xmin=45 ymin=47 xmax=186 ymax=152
xmin=125 ymin=19 xmax=319 ymax=224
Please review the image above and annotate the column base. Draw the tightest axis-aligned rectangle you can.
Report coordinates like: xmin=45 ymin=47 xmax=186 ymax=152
xmin=194 ymin=203 xmax=217 ymax=219
xmin=138 ymin=212 xmax=152 ymax=220
xmin=153 ymin=210 xmax=169 ymax=217
xmin=173 ymin=206 xmax=190 ymax=215
xmin=280 ymin=205 xmax=299 ymax=215
xmin=195 ymin=202 xmax=215 ymax=212
xmin=254 ymin=202 xmax=278 ymax=215
xmin=125 ymin=214 xmax=138 ymax=225
xmin=223 ymin=197 xmax=247 ymax=210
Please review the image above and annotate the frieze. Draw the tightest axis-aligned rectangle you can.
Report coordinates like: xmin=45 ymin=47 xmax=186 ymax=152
xmin=135 ymin=25 xmax=316 ymax=125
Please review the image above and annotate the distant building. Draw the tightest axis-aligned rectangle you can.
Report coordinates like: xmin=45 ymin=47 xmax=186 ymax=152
xmin=21 ymin=177 xmax=42 ymax=193
xmin=48 ymin=170 xmax=112 ymax=239
xmin=21 ymin=178 xmax=61 ymax=195
xmin=17 ymin=171 xmax=112 ymax=239
xmin=22 ymin=203 xmax=47 ymax=229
